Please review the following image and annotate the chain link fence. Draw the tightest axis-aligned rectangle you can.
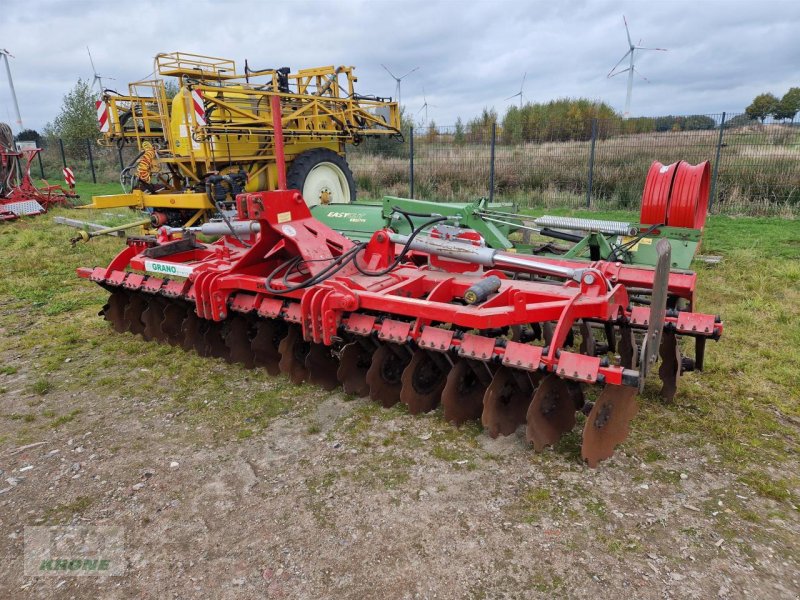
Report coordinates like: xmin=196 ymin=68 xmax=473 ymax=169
xmin=348 ymin=113 xmax=800 ymax=215
xmin=28 ymin=112 xmax=799 ymax=215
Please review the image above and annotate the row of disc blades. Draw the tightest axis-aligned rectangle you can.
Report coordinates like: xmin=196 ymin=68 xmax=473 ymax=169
xmin=103 ymin=289 xmax=642 ymax=466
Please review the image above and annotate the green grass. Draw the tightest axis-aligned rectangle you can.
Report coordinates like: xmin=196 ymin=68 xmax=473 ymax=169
xmin=0 ymin=200 xmax=798 ymax=504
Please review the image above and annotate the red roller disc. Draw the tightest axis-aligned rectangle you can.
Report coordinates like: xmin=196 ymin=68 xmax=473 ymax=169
xmin=667 ymin=160 xmax=710 ymax=229
xmin=640 ymin=161 xmax=678 ymax=225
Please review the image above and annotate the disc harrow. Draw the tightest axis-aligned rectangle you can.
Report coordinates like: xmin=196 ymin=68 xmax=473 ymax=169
xmin=80 ymin=188 xmax=722 ymax=466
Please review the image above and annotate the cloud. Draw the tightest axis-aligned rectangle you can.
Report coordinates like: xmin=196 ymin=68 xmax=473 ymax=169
xmin=1 ymin=0 xmax=798 ymax=132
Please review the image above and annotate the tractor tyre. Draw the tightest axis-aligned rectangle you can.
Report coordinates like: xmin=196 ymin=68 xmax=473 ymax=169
xmin=286 ymin=148 xmax=356 ymax=207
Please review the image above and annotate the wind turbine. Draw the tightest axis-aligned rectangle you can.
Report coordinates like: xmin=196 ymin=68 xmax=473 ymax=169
xmin=417 ymin=87 xmax=437 ymax=125
xmin=87 ymin=46 xmax=113 ymax=92
xmin=607 ymin=16 xmax=667 ymax=118
xmin=504 ymin=72 xmax=527 ymax=108
xmin=380 ymin=64 xmax=419 ymax=107
xmin=0 ymin=49 xmax=22 ymax=129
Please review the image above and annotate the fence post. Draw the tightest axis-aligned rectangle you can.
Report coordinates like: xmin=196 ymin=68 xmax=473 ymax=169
xmin=37 ymin=151 xmax=44 ymax=178
xmin=709 ymin=111 xmax=726 ymax=211
xmin=58 ymin=138 xmax=66 ymax=168
xmin=586 ymin=118 xmax=598 ymax=208
xmin=86 ymin=139 xmax=97 ymax=183
xmin=489 ymin=123 xmax=496 ymax=202
xmin=409 ymin=126 xmax=414 ymax=199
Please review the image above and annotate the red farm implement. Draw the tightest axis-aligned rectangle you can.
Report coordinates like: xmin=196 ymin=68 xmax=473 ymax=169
xmin=77 ymin=183 xmax=722 ymax=466
xmin=1 ymin=124 xmax=76 ymax=221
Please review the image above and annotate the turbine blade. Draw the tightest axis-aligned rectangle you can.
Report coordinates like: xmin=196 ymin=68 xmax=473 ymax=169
xmin=623 ymin=15 xmax=633 ymax=47
xmin=633 ymin=68 xmax=650 ymax=83
xmin=87 ymin=46 xmax=97 ymax=73
xmin=635 ymin=46 xmax=668 ymax=51
xmin=607 ymin=50 xmax=633 ymax=77
xmin=521 ymin=71 xmax=527 ymax=92
xmin=504 ymin=92 xmax=521 ymax=101
xmin=381 ymin=64 xmax=398 ymax=80
xmin=399 ymin=66 xmax=420 ymax=80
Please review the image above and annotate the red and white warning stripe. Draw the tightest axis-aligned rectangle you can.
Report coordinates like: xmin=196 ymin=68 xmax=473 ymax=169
xmin=63 ymin=167 xmax=75 ymax=187
xmin=191 ymin=89 xmax=206 ymax=126
xmin=96 ymin=99 xmax=109 ymax=132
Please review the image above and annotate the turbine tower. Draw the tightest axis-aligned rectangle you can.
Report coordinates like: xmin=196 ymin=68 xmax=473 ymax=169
xmin=607 ymin=16 xmax=667 ymax=118
xmin=380 ymin=64 xmax=419 ymax=108
xmin=417 ymin=87 xmax=437 ymax=125
xmin=0 ymin=49 xmax=22 ymax=129
xmin=504 ymin=72 xmax=527 ymax=108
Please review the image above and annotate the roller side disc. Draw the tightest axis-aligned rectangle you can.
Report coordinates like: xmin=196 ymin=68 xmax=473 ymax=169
xmin=337 ymin=342 xmax=373 ymax=397
xmin=305 ymin=343 xmax=341 ymax=391
xmin=124 ymin=293 xmax=147 ymax=337
xmin=442 ymin=359 xmax=491 ymax=426
xmin=252 ymin=320 xmax=285 ymax=376
xmin=225 ymin=316 xmax=256 ymax=368
xmin=365 ymin=344 xmax=410 ymax=408
xmin=141 ymin=296 xmax=168 ymax=343
xmin=481 ymin=367 xmax=535 ymax=438
xmin=102 ymin=290 xmax=130 ymax=333
xmin=581 ymin=385 xmax=639 ymax=468
xmin=658 ymin=331 xmax=680 ymax=403
xmin=278 ymin=325 xmax=310 ymax=384
xmin=162 ymin=302 xmax=189 ymax=346
xmin=399 ymin=349 xmax=448 ymax=415
xmin=205 ymin=321 xmax=231 ymax=360
xmin=526 ymin=374 xmax=579 ymax=452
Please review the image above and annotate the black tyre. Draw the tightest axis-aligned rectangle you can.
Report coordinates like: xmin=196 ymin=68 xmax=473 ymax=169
xmin=286 ymin=148 xmax=356 ymax=206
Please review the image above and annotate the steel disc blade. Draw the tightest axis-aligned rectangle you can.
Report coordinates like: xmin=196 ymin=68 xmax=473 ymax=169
xmin=442 ymin=359 xmax=489 ymax=426
xmin=658 ymin=331 xmax=680 ymax=403
xmin=278 ymin=325 xmax=310 ymax=384
xmin=400 ymin=349 xmax=448 ymax=415
xmin=162 ymin=302 xmax=189 ymax=346
xmin=481 ymin=366 xmax=534 ymax=438
xmin=102 ymin=290 xmax=130 ymax=333
xmin=141 ymin=297 xmax=168 ymax=343
xmin=252 ymin=319 xmax=285 ymax=376
xmin=123 ymin=293 xmax=147 ymax=337
xmin=365 ymin=344 xmax=409 ymax=408
xmin=525 ymin=374 xmax=578 ymax=452
xmin=581 ymin=384 xmax=639 ymax=468
xmin=225 ymin=316 xmax=256 ymax=368
xmin=305 ymin=343 xmax=340 ymax=391
xmin=337 ymin=342 xmax=372 ymax=397
xmin=639 ymin=239 xmax=671 ymax=382
xmin=181 ymin=311 xmax=208 ymax=354
xmin=579 ymin=321 xmax=596 ymax=356
xmin=204 ymin=321 xmax=230 ymax=360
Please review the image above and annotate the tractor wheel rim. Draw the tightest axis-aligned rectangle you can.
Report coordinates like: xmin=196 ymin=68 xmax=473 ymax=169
xmin=302 ymin=162 xmax=351 ymax=207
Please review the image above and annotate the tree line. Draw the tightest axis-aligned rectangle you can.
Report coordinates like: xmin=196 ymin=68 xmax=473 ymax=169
xmin=745 ymin=87 xmax=800 ymax=122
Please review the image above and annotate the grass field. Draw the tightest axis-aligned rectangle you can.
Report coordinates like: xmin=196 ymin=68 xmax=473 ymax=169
xmin=1 ymin=184 xmax=799 ymax=597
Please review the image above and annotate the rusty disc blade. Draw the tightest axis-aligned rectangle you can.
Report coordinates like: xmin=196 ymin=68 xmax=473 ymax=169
xmin=337 ymin=341 xmax=373 ymax=397
xmin=278 ymin=325 xmax=310 ymax=384
xmin=252 ymin=319 xmax=285 ymax=376
xmin=123 ymin=293 xmax=147 ymax=337
xmin=141 ymin=296 xmax=168 ymax=343
xmin=102 ymin=290 xmax=130 ymax=333
xmin=442 ymin=359 xmax=490 ymax=426
xmin=481 ymin=366 xmax=534 ymax=438
xmin=525 ymin=374 xmax=578 ymax=452
xmin=579 ymin=321 xmax=596 ymax=356
xmin=658 ymin=331 xmax=680 ymax=403
xmin=162 ymin=301 xmax=189 ymax=346
xmin=365 ymin=344 xmax=410 ymax=408
xmin=581 ymin=384 xmax=639 ymax=468
xmin=305 ymin=343 xmax=341 ymax=391
xmin=181 ymin=311 xmax=208 ymax=354
xmin=204 ymin=321 xmax=230 ymax=360
xmin=225 ymin=315 xmax=256 ymax=369
xmin=400 ymin=349 xmax=448 ymax=415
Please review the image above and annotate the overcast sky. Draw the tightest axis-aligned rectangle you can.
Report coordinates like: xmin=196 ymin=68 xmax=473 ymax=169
xmin=1 ymin=0 xmax=799 ymax=132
